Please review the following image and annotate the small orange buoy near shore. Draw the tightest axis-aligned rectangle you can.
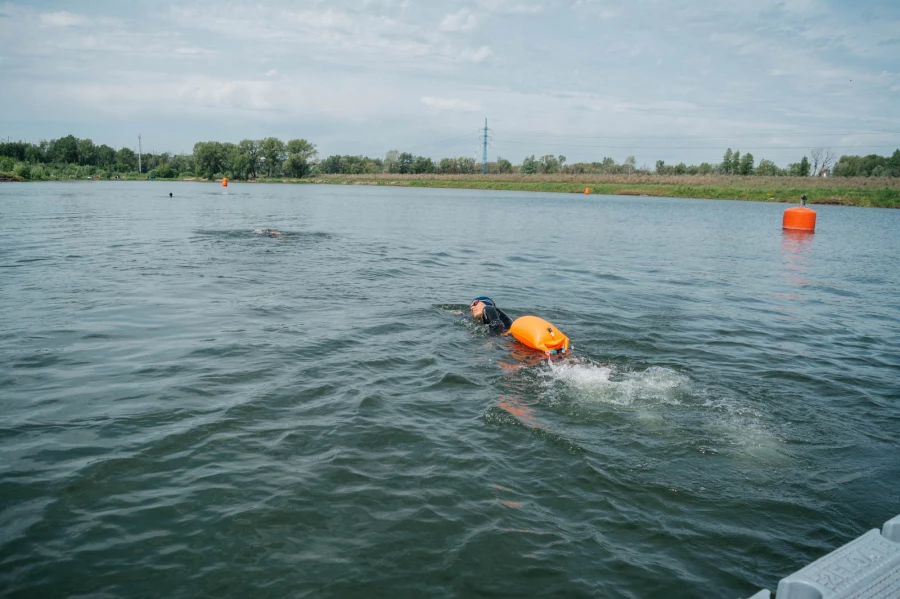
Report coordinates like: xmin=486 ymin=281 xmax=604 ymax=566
xmin=222 ymin=177 xmax=228 ymax=187
xmin=584 ymin=187 xmax=590 ymax=194
xmin=783 ymin=195 xmax=815 ymax=232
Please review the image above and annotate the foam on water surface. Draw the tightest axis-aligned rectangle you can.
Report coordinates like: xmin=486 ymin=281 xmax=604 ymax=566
xmin=540 ymin=358 xmax=690 ymax=407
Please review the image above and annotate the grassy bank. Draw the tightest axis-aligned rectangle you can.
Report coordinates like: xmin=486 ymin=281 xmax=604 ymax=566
xmin=271 ymin=174 xmax=900 ymax=208
xmin=4 ymin=172 xmax=899 ymax=208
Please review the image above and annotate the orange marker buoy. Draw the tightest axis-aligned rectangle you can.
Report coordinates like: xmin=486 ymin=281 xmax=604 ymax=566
xmin=584 ymin=187 xmax=591 ymax=194
xmin=222 ymin=177 xmax=228 ymax=187
xmin=507 ymin=315 xmax=570 ymax=354
xmin=783 ymin=195 xmax=815 ymax=231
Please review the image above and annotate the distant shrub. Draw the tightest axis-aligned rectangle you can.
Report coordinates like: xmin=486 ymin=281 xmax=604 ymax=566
xmin=152 ymin=164 xmax=175 ymax=178
xmin=29 ymin=163 xmax=48 ymax=180
xmin=14 ymin=162 xmax=31 ymax=179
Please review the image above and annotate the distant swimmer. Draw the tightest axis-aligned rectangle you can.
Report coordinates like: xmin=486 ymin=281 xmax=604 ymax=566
xmin=470 ymin=296 xmax=514 ymax=335
xmin=169 ymin=192 xmax=173 ymax=197
xmin=254 ymin=228 xmax=283 ymax=238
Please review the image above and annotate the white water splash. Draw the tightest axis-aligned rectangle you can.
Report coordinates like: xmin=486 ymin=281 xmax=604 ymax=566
xmin=542 ymin=358 xmax=690 ymax=407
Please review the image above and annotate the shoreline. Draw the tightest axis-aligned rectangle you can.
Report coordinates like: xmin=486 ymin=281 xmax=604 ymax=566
xmin=3 ymin=173 xmax=898 ymax=208
xmin=266 ymin=174 xmax=900 ymax=208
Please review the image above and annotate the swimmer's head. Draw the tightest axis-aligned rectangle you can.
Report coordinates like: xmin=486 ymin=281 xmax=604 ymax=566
xmin=470 ymin=296 xmax=494 ymax=318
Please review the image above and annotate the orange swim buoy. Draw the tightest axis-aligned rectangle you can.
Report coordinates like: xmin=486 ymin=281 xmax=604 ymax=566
xmin=222 ymin=177 xmax=229 ymax=187
xmin=507 ymin=315 xmax=570 ymax=354
xmin=783 ymin=195 xmax=815 ymax=231
xmin=783 ymin=206 xmax=815 ymax=231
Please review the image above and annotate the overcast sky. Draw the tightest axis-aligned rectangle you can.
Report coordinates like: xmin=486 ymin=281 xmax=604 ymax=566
xmin=1 ymin=0 xmax=898 ymax=167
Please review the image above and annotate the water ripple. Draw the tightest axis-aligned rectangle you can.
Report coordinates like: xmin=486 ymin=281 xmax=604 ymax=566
xmin=1 ymin=183 xmax=898 ymax=599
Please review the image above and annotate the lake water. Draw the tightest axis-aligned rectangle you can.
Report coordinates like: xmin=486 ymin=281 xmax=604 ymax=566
xmin=1 ymin=182 xmax=898 ymax=598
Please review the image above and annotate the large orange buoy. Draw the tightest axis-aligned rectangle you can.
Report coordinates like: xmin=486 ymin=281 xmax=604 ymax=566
xmin=222 ymin=177 xmax=228 ymax=187
xmin=584 ymin=187 xmax=591 ymax=194
xmin=508 ymin=315 xmax=570 ymax=354
xmin=783 ymin=207 xmax=816 ymax=231
xmin=783 ymin=195 xmax=815 ymax=231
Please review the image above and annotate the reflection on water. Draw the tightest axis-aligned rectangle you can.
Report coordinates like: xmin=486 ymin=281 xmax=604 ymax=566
xmin=781 ymin=228 xmax=814 ymax=254
xmin=497 ymin=393 xmax=542 ymax=426
xmin=780 ymin=228 xmax=815 ymax=289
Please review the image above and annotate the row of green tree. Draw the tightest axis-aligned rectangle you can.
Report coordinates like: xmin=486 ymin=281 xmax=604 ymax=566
xmin=0 ymin=135 xmax=183 ymax=179
xmin=191 ymin=138 xmax=318 ymax=179
xmin=2 ymin=135 xmax=899 ymax=180
xmin=317 ymin=151 xmax=514 ymax=175
xmin=654 ymin=147 xmax=900 ymax=178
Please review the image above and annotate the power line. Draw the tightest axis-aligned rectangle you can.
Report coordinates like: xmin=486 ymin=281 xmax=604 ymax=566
xmin=407 ymin=128 xmax=899 ymax=155
xmin=500 ymin=130 xmax=900 ymax=140
xmin=408 ymin=131 xmax=480 ymax=149
xmin=491 ymin=139 xmax=900 ymax=150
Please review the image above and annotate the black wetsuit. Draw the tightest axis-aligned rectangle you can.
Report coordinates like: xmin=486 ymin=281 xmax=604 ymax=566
xmin=481 ymin=305 xmax=514 ymax=335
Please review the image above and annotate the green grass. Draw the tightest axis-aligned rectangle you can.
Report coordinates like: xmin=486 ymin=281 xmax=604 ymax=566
xmin=275 ymin=174 xmax=900 ymax=208
xmin=6 ymin=171 xmax=898 ymax=208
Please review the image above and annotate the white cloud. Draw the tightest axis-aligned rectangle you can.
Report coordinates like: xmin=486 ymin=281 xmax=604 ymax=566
xmin=483 ymin=0 xmax=544 ymax=14
xmin=174 ymin=46 xmax=217 ymax=56
xmin=421 ymin=96 xmax=483 ymax=112
xmin=80 ymin=35 xmax=101 ymax=49
xmin=179 ymin=77 xmax=276 ymax=111
xmin=440 ymin=8 xmax=477 ymax=32
xmin=40 ymin=11 xmax=87 ymax=27
xmin=169 ymin=4 xmax=496 ymax=70
xmin=459 ymin=45 xmax=493 ymax=63
xmin=777 ymin=0 xmax=824 ymax=17
xmin=44 ymin=78 xmax=278 ymax=114
xmin=3 ymin=0 xmax=899 ymax=164
xmin=25 ymin=71 xmax=414 ymax=127
xmin=573 ymin=0 xmax=619 ymax=20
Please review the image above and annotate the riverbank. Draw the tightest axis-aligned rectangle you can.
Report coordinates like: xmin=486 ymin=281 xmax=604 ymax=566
xmin=4 ymin=172 xmax=898 ymax=207
xmin=274 ymin=174 xmax=900 ymax=208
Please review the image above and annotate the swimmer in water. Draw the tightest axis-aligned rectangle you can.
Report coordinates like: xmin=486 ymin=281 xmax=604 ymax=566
xmin=254 ymin=228 xmax=283 ymax=238
xmin=470 ymin=296 xmax=513 ymax=335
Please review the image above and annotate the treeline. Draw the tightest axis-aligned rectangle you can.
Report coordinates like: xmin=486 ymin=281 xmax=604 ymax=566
xmin=192 ymin=138 xmax=317 ymax=179
xmin=655 ymin=147 xmax=900 ymax=178
xmin=311 ymin=148 xmax=900 ymax=178
xmin=0 ymin=135 xmax=319 ymax=181
xmin=0 ymin=135 xmax=190 ymax=181
xmin=318 ymin=151 xmax=514 ymax=174
xmin=832 ymin=153 xmax=900 ymax=178
xmin=2 ymin=134 xmax=899 ymax=180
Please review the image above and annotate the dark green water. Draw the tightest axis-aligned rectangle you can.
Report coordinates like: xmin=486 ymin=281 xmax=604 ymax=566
xmin=1 ymin=182 xmax=898 ymax=598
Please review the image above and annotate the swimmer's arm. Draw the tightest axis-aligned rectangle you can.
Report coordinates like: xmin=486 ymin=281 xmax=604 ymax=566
xmin=483 ymin=306 xmax=508 ymax=335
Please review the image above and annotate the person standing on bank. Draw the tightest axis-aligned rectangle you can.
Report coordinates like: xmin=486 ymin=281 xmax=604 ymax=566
xmin=470 ymin=296 xmax=514 ymax=335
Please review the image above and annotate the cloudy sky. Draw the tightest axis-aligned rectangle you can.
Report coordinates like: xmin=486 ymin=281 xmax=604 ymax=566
xmin=1 ymin=0 xmax=898 ymax=167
